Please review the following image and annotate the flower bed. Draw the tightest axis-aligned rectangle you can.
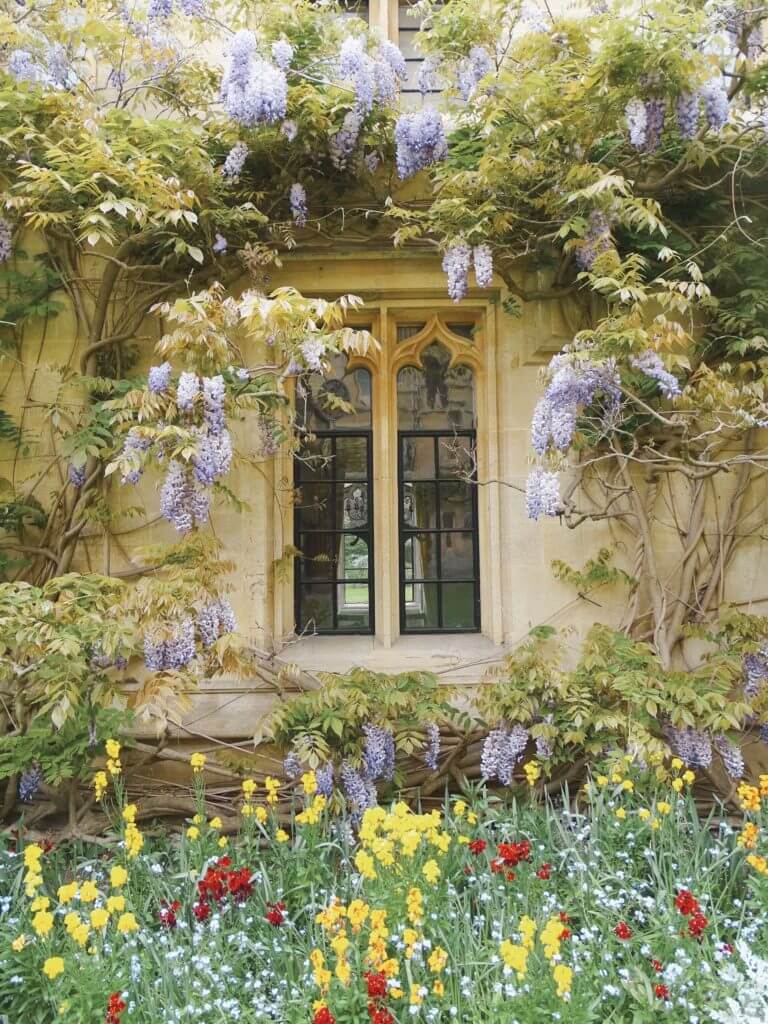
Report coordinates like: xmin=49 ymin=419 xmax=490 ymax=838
xmin=1 ymin=752 xmax=767 ymax=1023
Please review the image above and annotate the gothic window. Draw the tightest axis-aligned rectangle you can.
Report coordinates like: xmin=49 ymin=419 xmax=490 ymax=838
xmin=397 ymin=340 xmax=480 ymax=632
xmin=294 ymin=355 xmax=373 ymax=634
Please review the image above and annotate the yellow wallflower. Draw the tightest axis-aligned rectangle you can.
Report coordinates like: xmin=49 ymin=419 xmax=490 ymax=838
xmin=553 ymin=963 xmax=573 ymax=998
xmin=105 ymin=738 xmax=121 ymax=760
xmin=519 ymin=916 xmax=536 ymax=950
xmin=218 ymin=836 xmax=228 ymax=848
xmin=467 ymin=811 xmax=478 ymax=825
xmin=265 ymin=776 xmax=280 ymax=805
xmin=433 ymin=979 xmax=444 ymax=997
xmin=301 ymin=771 xmax=318 ymax=796
xmin=90 ymin=908 xmax=109 ymax=930
xmin=12 ymin=935 xmax=26 ymax=952
xmin=276 ymin=829 xmax=289 ymax=843
xmin=738 ymin=784 xmax=761 ymax=812
xmin=117 ymin=912 xmax=139 ymax=934
xmin=499 ymin=940 xmax=528 ymax=978
xmin=347 ymin=899 xmax=369 ymax=931
xmin=64 ymin=912 xmax=81 ymax=935
xmin=72 ymin=924 xmax=90 ymax=948
xmin=186 ymin=826 xmax=200 ymax=840
xmin=428 ymin=947 xmax=448 ymax=973
xmin=682 ymin=770 xmax=695 ymax=785
xmin=33 ymin=910 xmax=54 ymax=937
xmin=31 ymin=895 xmax=50 ymax=912
xmin=242 ymin=778 xmax=257 ymax=799
xmin=254 ymin=805 xmax=268 ymax=823
xmin=422 ymin=859 xmax=440 ymax=885
xmin=524 ymin=761 xmax=541 ymax=786
xmin=746 ymin=854 xmax=767 ymax=875
xmin=57 ymin=882 xmax=78 ymax=904
xmin=453 ymin=800 xmax=467 ymax=818
xmin=656 ymin=801 xmax=672 ymax=815
xmin=24 ymin=844 xmax=43 ymax=870
xmin=93 ymin=771 xmax=108 ymax=802
xmin=621 ymin=779 xmax=634 ymax=792
xmin=737 ymin=823 xmax=759 ymax=850
xmin=671 ymin=757 xmax=683 ymax=770
xmin=79 ymin=881 xmax=99 ymax=903
xmin=43 ymin=957 xmax=65 ymax=980
xmin=110 ymin=865 xmax=128 ymax=888
xmin=209 ymin=816 xmax=223 ymax=830
xmin=615 ymin=808 xmax=627 ymax=820
xmin=596 ymin=775 xmax=609 ymax=786
xmin=638 ymin=808 xmax=651 ymax=821
xmin=355 ymin=850 xmax=377 ymax=880
xmin=335 ymin=957 xmax=351 ymax=985
xmin=190 ymin=752 xmax=206 ymax=773
xmin=122 ymin=804 xmax=137 ymax=824
xmin=671 ymin=778 xmax=684 ymax=793
xmin=125 ymin=823 xmax=144 ymax=859
xmin=107 ymin=895 xmax=125 ymax=914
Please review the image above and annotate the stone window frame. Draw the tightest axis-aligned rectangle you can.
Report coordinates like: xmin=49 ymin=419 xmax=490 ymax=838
xmin=274 ymin=297 xmax=504 ymax=649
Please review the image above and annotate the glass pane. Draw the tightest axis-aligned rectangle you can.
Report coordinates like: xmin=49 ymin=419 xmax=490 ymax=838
xmin=440 ymin=533 xmax=475 ymax=579
xmin=441 ymin=583 xmax=476 ymax=629
xmin=397 ymin=323 xmax=426 ymax=342
xmin=439 ymin=481 xmax=474 ymax=529
xmin=397 ymin=342 xmax=475 ymax=430
xmin=341 ymin=483 xmax=368 ymax=528
xmin=301 ymin=356 xmax=372 ymax=430
xmin=405 ymin=533 xmax=438 ymax=580
xmin=335 ymin=436 xmax=368 ymax=480
xmin=438 ymin=436 xmax=475 ymax=479
xmin=402 ymin=436 xmax=435 ymax=479
xmin=295 ymin=483 xmax=332 ymax=530
xmin=403 ymin=482 xmax=436 ymax=528
xmin=446 ymin=322 xmax=475 ymax=341
xmin=295 ymin=437 xmax=333 ymax=481
xmin=404 ymin=582 xmax=439 ymax=630
xmin=339 ymin=534 xmax=369 ymax=581
xmin=298 ymin=584 xmax=333 ymax=630
xmin=299 ymin=533 xmax=337 ymax=580
xmin=337 ymin=583 xmax=370 ymax=631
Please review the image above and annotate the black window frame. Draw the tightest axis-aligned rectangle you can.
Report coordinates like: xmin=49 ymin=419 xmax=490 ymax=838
xmin=398 ymin=429 xmax=480 ymax=634
xmin=294 ymin=428 xmax=375 ymax=636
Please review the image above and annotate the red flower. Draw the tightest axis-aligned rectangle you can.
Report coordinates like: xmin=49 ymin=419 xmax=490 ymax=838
xmin=218 ymin=856 xmax=232 ymax=868
xmin=192 ymin=900 xmax=211 ymax=922
xmin=536 ymin=863 xmax=552 ymax=880
xmin=559 ymin=912 xmax=570 ymax=923
xmin=368 ymin=1008 xmax=394 ymax=1024
xmin=688 ymin=912 xmax=709 ymax=939
xmin=559 ymin=927 xmax=571 ymax=941
xmin=159 ymin=899 xmax=181 ymax=929
xmin=675 ymin=890 xmax=700 ymax=916
xmin=105 ymin=993 xmax=126 ymax=1024
xmin=654 ymin=984 xmax=669 ymax=1000
xmin=365 ymin=972 xmax=388 ymax=999
xmin=266 ymin=907 xmax=285 ymax=927
xmin=651 ymin=959 xmax=663 ymax=973
xmin=497 ymin=840 xmax=531 ymax=866
xmin=313 ymin=1009 xmax=335 ymax=1024
xmin=614 ymin=921 xmax=633 ymax=940
xmin=469 ymin=839 xmax=487 ymax=855
xmin=506 ymin=870 xmax=516 ymax=882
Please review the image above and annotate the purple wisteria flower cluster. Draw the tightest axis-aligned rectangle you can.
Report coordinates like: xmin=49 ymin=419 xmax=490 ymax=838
xmin=338 ymin=36 xmax=407 ymax=114
xmin=222 ymin=141 xmax=249 ymax=180
xmin=575 ymin=210 xmax=613 ymax=271
xmin=424 ymin=722 xmax=441 ymax=771
xmin=283 ymin=751 xmax=302 ymax=779
xmin=0 ymin=218 xmax=11 ymax=263
xmin=196 ymin=597 xmax=237 ymax=646
xmin=628 ymin=75 xmax=730 ymax=148
xmin=480 ymin=724 xmax=530 ymax=784
xmin=457 ymin=45 xmax=493 ymax=101
xmin=630 ymin=350 xmax=682 ymax=400
xmin=329 ymin=109 xmax=364 ymax=169
xmin=119 ymin=428 xmax=152 ymax=485
xmin=160 ymin=459 xmax=211 ymax=533
xmin=743 ymin=647 xmax=768 ymax=698
xmin=531 ymin=353 xmax=621 ymax=456
xmin=148 ymin=361 xmax=172 ymax=395
xmin=144 ymin=617 xmax=196 ymax=671
xmin=8 ymin=44 xmax=75 ymax=90
xmin=714 ymin=734 xmax=745 ymax=779
xmin=220 ymin=30 xmax=287 ymax=127
xmin=68 ymin=463 xmax=87 ymax=488
xmin=666 ymin=726 xmax=713 ymax=768
xmin=300 ymin=338 xmax=326 ymax=371
xmin=362 ymin=723 xmax=396 ymax=782
xmin=316 ymin=761 xmax=334 ymax=797
xmin=341 ymin=761 xmax=378 ymax=821
xmin=394 ymin=109 xmax=448 ymax=179
xmin=271 ymin=39 xmax=294 ymax=71
xmin=441 ymin=242 xmax=493 ymax=301
xmin=289 ymin=183 xmax=308 ymax=227
xmin=525 ymin=467 xmax=561 ymax=520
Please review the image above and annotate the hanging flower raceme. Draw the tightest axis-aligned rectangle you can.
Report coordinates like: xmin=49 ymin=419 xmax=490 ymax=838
xmin=630 ymin=350 xmax=682 ymax=399
xmin=480 ymin=725 xmax=530 ymax=784
xmin=394 ymin=109 xmax=448 ymax=179
xmin=676 ymin=91 xmax=700 ymax=139
xmin=197 ymin=598 xmax=237 ymax=646
xmin=442 ymin=242 xmax=472 ymax=302
xmin=290 ymin=183 xmax=308 ymax=227
xmin=525 ymin=468 xmax=561 ymax=520
xmin=220 ymin=30 xmax=287 ymax=127
xmin=0 ymin=217 xmax=12 ymax=263
xmin=575 ymin=211 xmax=613 ymax=272
xmin=456 ymin=45 xmax=492 ymax=100
xmin=222 ymin=141 xmax=249 ymax=179
xmin=144 ymin=618 xmax=196 ymax=671
xmin=423 ymin=723 xmax=440 ymax=770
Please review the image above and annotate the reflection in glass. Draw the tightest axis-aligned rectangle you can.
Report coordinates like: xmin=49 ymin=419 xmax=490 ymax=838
xmin=397 ymin=341 xmax=475 ymax=431
xmin=404 ymin=582 xmax=439 ymax=630
xmin=299 ymin=353 xmax=372 ymax=431
xmin=441 ymin=583 xmax=475 ymax=629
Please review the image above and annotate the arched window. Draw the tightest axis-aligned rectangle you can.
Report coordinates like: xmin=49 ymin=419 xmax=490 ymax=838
xmin=397 ymin=341 xmax=480 ymax=632
xmin=294 ymin=355 xmax=373 ymax=634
